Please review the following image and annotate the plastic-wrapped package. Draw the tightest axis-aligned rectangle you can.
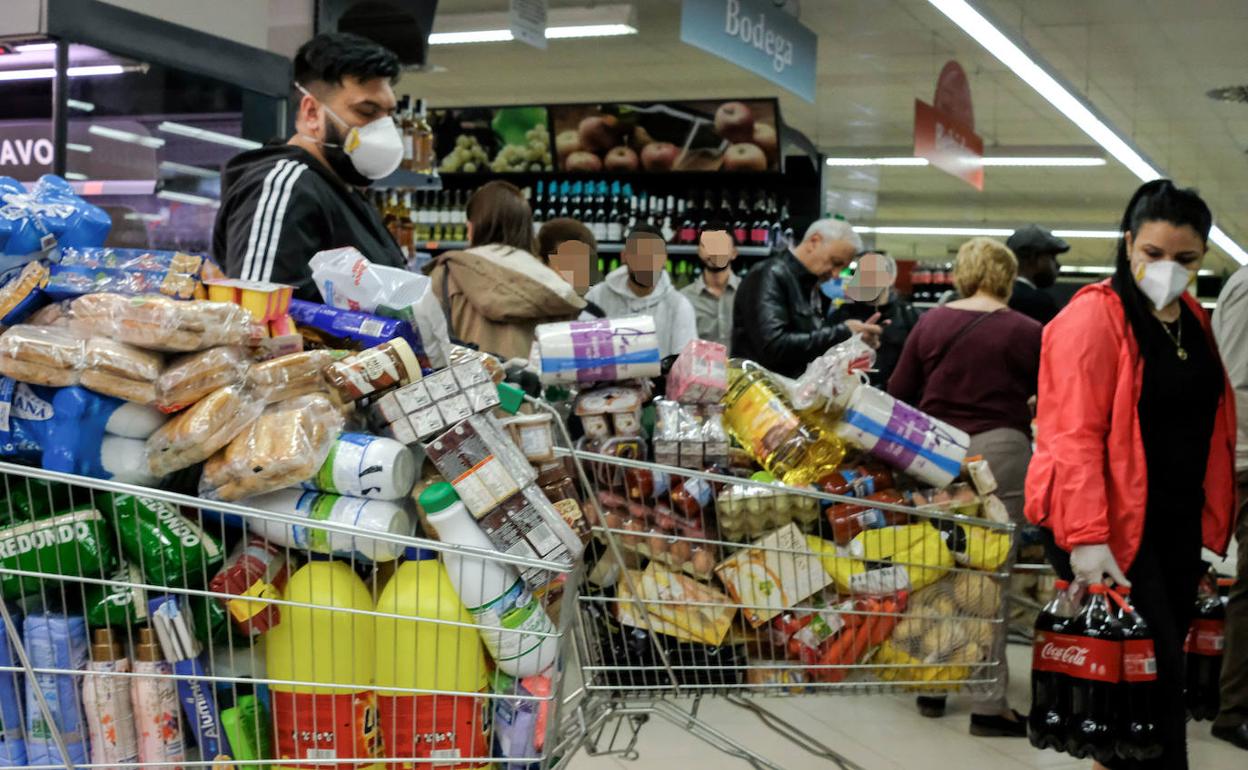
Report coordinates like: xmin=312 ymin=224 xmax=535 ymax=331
xmin=532 ymin=316 xmax=661 ymax=385
xmin=245 ymin=349 xmax=340 ymax=403
xmin=157 ymin=346 xmax=250 ymax=410
xmin=80 ymin=338 xmax=164 ymax=404
xmin=667 ymin=339 xmax=728 ymax=403
xmin=145 ymin=384 xmax=265 ymax=477
xmin=55 ymin=247 xmax=204 ymax=275
xmin=200 ymin=393 xmax=344 ymax=501
xmin=788 ymin=334 xmax=876 ymax=414
xmin=69 ymin=293 xmax=254 ymax=352
xmin=0 ymin=324 xmax=86 ymax=387
xmin=1 ymin=174 xmax=111 ymax=256
xmin=308 ymin=247 xmax=449 ymax=368
xmin=833 ymin=385 xmax=970 ymax=488
xmin=287 ymin=299 xmax=431 ymax=369
xmin=0 ymin=261 xmax=50 ymax=325
xmin=45 ymin=264 xmax=199 ymax=300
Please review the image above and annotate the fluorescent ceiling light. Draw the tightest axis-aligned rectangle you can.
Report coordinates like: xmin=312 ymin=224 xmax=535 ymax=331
xmin=429 ymin=24 xmax=636 ymax=44
xmin=926 ymin=0 xmax=1248 ymax=265
xmin=67 ymin=98 xmax=95 ymax=112
xmin=0 ymin=64 xmax=133 ymax=82
xmin=157 ymin=190 xmax=218 ymax=207
xmin=854 ymin=225 xmax=1119 ymax=239
xmin=430 ymin=29 xmax=515 ymax=45
xmin=14 ymin=43 xmax=58 ymax=53
xmin=66 ymin=143 xmax=92 ymax=154
xmin=159 ymin=161 xmax=220 ymax=179
xmin=124 ymin=212 xmax=165 ymax=223
xmin=825 ymin=156 xmax=1105 ymax=168
xmin=156 ymin=121 xmax=261 ymax=151
xmin=430 ymin=3 xmax=637 ymax=45
xmin=64 ymin=172 xmax=88 ymax=181
xmin=88 ymin=124 xmax=165 ymax=149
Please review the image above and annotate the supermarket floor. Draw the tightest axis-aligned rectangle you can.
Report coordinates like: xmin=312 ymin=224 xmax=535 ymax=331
xmin=564 ymin=642 xmax=1244 ymax=770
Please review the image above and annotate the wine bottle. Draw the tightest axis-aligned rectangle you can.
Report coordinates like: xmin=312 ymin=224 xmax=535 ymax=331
xmin=558 ymin=182 xmax=571 ymax=218
xmin=606 ymin=181 xmax=624 ymax=242
xmin=733 ymin=191 xmax=750 ymax=245
xmin=661 ymin=195 xmax=676 ymax=243
xmin=677 ymin=193 xmax=698 ymax=245
xmin=532 ymin=180 xmax=545 ymax=235
xmin=750 ymin=191 xmax=770 ymax=247
xmin=593 ymin=182 xmax=609 ymax=242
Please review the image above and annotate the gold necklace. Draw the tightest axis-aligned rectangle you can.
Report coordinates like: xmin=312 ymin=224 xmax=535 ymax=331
xmin=1158 ymin=313 xmax=1187 ymax=360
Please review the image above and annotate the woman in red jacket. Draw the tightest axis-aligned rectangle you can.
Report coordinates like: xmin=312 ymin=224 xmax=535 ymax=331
xmin=1026 ymin=179 xmax=1236 ymax=770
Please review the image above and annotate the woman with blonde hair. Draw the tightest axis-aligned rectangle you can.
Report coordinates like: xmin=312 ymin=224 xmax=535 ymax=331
xmin=888 ymin=237 xmax=1043 ymax=736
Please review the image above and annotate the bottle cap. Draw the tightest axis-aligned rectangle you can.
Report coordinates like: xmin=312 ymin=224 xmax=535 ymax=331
xmin=1054 ymin=579 xmax=1069 ymax=590
xmin=404 ymin=546 xmax=438 ymax=561
xmin=750 ymin=470 xmax=776 ymax=483
xmin=134 ymin=626 xmax=163 ymax=662
xmin=1088 ymin=584 xmax=1105 ymax=594
xmin=419 ymin=482 xmax=460 ymax=514
xmin=496 ymin=382 xmax=525 ymax=415
xmin=388 ymin=337 xmax=421 ymax=384
xmin=91 ymin=628 xmax=122 ymax=662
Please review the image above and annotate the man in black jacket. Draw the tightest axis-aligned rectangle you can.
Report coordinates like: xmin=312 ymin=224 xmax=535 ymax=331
xmin=732 ymin=218 xmax=881 ymax=377
xmin=1005 ymin=224 xmax=1069 ymax=324
xmin=213 ymin=33 xmax=407 ymax=299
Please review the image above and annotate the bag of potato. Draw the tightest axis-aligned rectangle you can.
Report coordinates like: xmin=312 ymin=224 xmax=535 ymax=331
xmin=807 ymin=523 xmax=954 ymax=596
xmin=875 ymin=580 xmax=998 ymax=691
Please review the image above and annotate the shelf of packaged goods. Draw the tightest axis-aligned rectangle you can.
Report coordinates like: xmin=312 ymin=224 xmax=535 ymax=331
xmin=374 ymin=169 xmax=443 ymax=190
xmin=413 ymin=240 xmax=773 ymax=258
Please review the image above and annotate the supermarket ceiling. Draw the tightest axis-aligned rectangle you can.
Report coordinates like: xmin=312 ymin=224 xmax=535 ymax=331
xmin=405 ymin=0 xmax=1248 ymax=272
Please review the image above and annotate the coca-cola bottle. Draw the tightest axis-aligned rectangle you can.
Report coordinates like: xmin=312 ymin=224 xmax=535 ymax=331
xmin=1111 ymin=588 xmax=1161 ymax=760
xmin=1184 ymin=574 xmax=1226 ymax=721
xmin=1029 ymin=579 xmax=1077 ymax=751
xmin=1065 ymin=584 xmax=1123 ymax=763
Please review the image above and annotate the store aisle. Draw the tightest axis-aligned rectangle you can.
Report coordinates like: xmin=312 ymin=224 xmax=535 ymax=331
xmin=566 ymin=644 xmax=1242 ymax=769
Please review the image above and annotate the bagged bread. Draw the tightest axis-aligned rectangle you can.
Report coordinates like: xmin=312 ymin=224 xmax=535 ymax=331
xmin=70 ymin=293 xmax=254 ymax=352
xmin=146 ymin=384 xmax=264 ymax=476
xmin=157 ymin=346 xmax=250 ymax=410
xmin=0 ymin=261 xmax=49 ymax=325
xmin=200 ymin=393 xmax=344 ymax=501
xmin=0 ymin=325 xmax=86 ymax=369
xmin=0 ymin=356 xmax=80 ymax=387
xmin=245 ymin=349 xmax=339 ymax=403
xmin=84 ymin=338 xmax=163 ymax=381
xmin=81 ymin=369 xmax=159 ymax=404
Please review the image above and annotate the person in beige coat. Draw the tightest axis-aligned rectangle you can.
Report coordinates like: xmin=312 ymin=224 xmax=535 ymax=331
xmin=430 ymin=181 xmax=585 ymax=360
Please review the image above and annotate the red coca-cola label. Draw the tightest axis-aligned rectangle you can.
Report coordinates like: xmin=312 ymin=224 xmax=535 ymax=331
xmin=377 ymin=694 xmax=488 ymax=767
xmin=1122 ymin=638 xmax=1158 ymax=682
xmin=733 ymin=227 xmax=748 ymax=244
xmin=1032 ymin=631 xmax=1121 ymax=683
xmin=272 ymin=690 xmax=383 ymax=768
xmin=1184 ymin=618 xmax=1225 ymax=656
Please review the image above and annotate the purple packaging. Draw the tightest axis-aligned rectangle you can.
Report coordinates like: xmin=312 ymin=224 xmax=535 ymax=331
xmin=289 ymin=299 xmax=429 ymax=370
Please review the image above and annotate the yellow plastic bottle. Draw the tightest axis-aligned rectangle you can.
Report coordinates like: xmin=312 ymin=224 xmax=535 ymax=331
xmin=721 ymin=361 xmax=846 ymax=486
xmin=267 ymin=560 xmax=383 ymax=769
xmin=374 ymin=547 xmax=491 ymax=769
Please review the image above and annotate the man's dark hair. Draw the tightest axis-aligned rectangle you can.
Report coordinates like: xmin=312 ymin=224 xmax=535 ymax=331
xmin=699 ymin=220 xmax=730 ymax=234
xmin=625 ymin=224 xmax=665 ymax=243
xmin=294 ymin=33 xmax=402 ymax=93
xmin=538 ymin=218 xmax=597 ymax=262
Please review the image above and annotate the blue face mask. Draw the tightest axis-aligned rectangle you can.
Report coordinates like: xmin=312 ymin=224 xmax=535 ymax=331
xmin=820 ymin=278 xmax=844 ymax=300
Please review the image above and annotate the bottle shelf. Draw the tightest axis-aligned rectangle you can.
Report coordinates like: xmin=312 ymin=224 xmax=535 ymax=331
xmin=374 ymin=169 xmax=443 ymax=190
xmin=411 ymin=240 xmax=773 ymax=258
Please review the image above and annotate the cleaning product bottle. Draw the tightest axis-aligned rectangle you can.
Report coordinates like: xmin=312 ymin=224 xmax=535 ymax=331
xmin=305 ymin=433 xmax=418 ymax=501
xmin=130 ymin=626 xmax=185 ymax=768
xmin=23 ymin=613 xmax=90 ymax=766
xmin=721 ymin=361 xmax=846 ymax=485
xmin=247 ymin=488 xmax=413 ymax=562
xmin=82 ymin=628 xmax=140 ymax=768
xmin=419 ymin=483 xmax=559 ymax=678
xmin=375 ymin=547 xmax=490 ymax=768
xmin=267 ymin=559 xmax=383 ymax=768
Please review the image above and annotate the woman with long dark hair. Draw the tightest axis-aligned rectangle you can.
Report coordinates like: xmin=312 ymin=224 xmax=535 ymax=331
xmin=1026 ymin=180 xmax=1237 ymax=769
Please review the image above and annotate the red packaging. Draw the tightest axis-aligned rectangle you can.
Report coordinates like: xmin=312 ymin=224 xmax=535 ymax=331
xmin=209 ymin=536 xmax=291 ymax=636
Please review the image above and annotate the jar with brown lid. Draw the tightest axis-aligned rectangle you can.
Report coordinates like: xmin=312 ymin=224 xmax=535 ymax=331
xmin=537 ymin=462 xmax=592 ymax=542
xmin=323 ymin=337 xmax=420 ymax=401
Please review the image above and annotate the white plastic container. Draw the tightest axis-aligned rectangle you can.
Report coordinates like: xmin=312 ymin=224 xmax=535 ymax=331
xmin=130 ymin=627 xmax=184 ymax=766
xmin=245 ymin=488 xmax=414 ymax=562
xmin=419 ymin=483 xmax=559 ymax=677
xmin=303 ymin=432 xmax=418 ymax=500
xmin=82 ymin=628 xmax=140 ymax=768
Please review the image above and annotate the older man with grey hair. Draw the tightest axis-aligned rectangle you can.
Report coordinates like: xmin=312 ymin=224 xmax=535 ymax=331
xmin=731 ymin=217 xmax=882 ymax=377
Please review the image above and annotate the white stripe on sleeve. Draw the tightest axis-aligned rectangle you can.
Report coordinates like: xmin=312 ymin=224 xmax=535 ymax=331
xmin=253 ymin=161 xmax=309 ymax=283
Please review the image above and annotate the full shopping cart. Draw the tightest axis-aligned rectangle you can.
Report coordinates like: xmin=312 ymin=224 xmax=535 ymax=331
xmin=559 ymin=449 xmax=1019 ymax=770
xmin=0 ymin=400 xmax=590 ymax=770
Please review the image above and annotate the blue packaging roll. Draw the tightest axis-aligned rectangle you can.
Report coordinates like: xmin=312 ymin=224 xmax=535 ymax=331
xmin=0 ymin=605 xmax=27 ymax=765
xmin=23 ymin=613 xmax=89 ymax=766
xmin=289 ymin=298 xmax=430 ymax=371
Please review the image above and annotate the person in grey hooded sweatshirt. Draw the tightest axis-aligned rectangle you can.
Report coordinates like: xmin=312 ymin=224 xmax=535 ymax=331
xmin=585 ymin=224 xmax=697 ymax=357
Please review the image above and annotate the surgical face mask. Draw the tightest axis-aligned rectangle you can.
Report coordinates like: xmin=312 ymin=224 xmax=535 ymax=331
xmin=1134 ymin=259 xmax=1195 ymax=311
xmin=297 ymin=83 xmax=403 ymax=185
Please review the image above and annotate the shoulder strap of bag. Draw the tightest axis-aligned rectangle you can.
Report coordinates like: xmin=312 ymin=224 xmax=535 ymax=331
xmin=930 ymin=308 xmax=1003 ymax=374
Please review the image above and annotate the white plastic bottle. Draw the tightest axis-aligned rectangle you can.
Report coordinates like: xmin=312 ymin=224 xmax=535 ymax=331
xmin=82 ymin=628 xmax=140 ymax=769
xmin=130 ymin=626 xmax=184 ymax=767
xmin=246 ymin=488 xmax=414 ymax=562
xmin=303 ymin=432 xmax=417 ymax=500
xmin=419 ymin=483 xmax=559 ymax=677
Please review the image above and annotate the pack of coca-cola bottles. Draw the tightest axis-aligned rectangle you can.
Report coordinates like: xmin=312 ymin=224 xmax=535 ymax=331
xmin=1184 ymin=572 xmax=1230 ymax=721
xmin=1029 ymin=582 xmax=1162 ymax=761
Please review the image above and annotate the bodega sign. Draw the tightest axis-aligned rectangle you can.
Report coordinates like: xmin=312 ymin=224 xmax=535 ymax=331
xmin=680 ymin=0 xmax=817 ymax=102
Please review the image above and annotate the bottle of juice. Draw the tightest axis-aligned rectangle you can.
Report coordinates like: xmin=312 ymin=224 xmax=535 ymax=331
xmin=721 ymin=361 xmax=845 ymax=485
xmin=267 ymin=560 xmax=383 ymax=769
xmin=374 ymin=547 xmax=490 ymax=768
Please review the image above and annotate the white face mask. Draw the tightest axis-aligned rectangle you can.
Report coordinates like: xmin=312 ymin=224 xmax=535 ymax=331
xmin=297 ymin=83 xmax=404 ymax=182
xmin=1134 ymin=259 xmax=1195 ymax=311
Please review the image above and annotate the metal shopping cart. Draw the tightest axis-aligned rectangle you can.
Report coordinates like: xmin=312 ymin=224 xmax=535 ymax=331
xmin=0 ymin=445 xmax=585 ymax=770
xmin=560 ymin=448 xmax=1019 ymax=770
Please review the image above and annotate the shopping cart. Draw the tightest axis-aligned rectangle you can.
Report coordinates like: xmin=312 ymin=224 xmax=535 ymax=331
xmin=562 ymin=449 xmax=1018 ymax=770
xmin=0 ymin=435 xmax=585 ymax=769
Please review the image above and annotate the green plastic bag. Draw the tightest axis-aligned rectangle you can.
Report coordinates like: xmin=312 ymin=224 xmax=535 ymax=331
xmin=0 ymin=504 xmax=116 ymax=599
xmin=99 ymin=493 xmax=224 ymax=588
xmin=84 ymin=562 xmax=150 ymax=627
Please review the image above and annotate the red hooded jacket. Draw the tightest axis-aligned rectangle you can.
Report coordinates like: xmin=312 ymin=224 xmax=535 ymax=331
xmin=1024 ymin=281 xmax=1237 ymax=571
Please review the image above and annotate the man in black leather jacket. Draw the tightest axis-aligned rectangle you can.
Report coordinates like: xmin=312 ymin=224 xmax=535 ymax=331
xmin=732 ymin=218 xmax=882 ymax=377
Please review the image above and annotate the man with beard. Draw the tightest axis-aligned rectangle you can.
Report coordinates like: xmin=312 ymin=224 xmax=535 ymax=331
xmin=680 ymin=224 xmax=740 ymax=347
xmin=214 ymin=33 xmax=406 ymax=299
xmin=1005 ymin=224 xmax=1069 ymax=324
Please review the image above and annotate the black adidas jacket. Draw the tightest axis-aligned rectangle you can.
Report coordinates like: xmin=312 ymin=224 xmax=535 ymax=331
xmin=212 ymin=143 xmax=405 ymax=300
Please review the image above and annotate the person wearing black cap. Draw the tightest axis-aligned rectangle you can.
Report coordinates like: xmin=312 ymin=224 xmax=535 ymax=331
xmin=1005 ymin=224 xmax=1070 ymax=324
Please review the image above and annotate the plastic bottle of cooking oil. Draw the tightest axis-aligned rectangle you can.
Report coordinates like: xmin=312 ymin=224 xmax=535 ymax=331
xmin=721 ymin=361 xmax=845 ymax=485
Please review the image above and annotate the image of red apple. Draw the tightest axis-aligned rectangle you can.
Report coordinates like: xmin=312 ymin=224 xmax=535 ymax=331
xmin=722 ymin=143 xmax=767 ymax=172
xmin=556 ymin=129 xmax=582 ymax=161
xmin=577 ymin=115 xmax=619 ymax=153
xmin=752 ymin=123 xmax=778 ymax=162
xmin=714 ymin=101 xmax=755 ymax=143
xmin=604 ymin=146 xmax=640 ymax=172
xmin=565 ymin=150 xmax=604 ymax=172
xmin=640 ymin=141 xmax=680 ymax=172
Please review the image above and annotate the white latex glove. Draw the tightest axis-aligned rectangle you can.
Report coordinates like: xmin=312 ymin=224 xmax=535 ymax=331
xmin=1070 ymin=543 xmax=1131 ymax=588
